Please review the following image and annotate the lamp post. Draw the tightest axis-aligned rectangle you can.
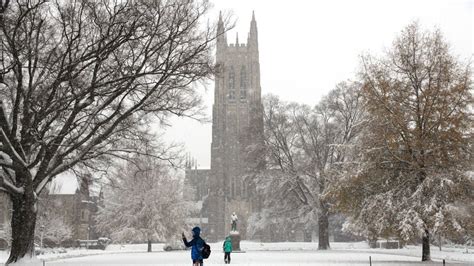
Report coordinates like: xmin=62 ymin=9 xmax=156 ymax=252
xmin=40 ymin=225 xmax=45 ymax=249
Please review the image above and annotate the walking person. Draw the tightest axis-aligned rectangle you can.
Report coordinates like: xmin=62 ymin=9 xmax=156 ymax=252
xmin=182 ymin=227 xmax=205 ymax=266
xmin=223 ymin=236 xmax=233 ymax=264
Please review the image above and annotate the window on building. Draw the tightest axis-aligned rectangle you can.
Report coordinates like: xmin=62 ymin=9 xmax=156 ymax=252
xmin=238 ymin=184 xmax=242 ymax=197
xmin=228 ymin=66 xmax=235 ymax=100
xmin=240 ymin=65 xmax=247 ymax=100
xmin=81 ymin=210 xmax=87 ymax=221
xmin=231 ymin=181 xmax=235 ymax=198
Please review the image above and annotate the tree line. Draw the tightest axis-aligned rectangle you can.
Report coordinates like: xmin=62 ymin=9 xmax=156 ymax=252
xmin=251 ymin=22 xmax=472 ymax=261
xmin=0 ymin=0 xmax=471 ymax=263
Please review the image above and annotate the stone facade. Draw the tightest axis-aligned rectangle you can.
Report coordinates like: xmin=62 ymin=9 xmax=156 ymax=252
xmin=183 ymin=165 xmax=210 ymax=228
xmin=183 ymin=165 xmax=210 ymax=202
xmin=185 ymin=12 xmax=264 ymax=241
xmin=43 ymin=186 xmax=102 ymax=243
xmin=0 ymin=177 xmax=102 ymax=248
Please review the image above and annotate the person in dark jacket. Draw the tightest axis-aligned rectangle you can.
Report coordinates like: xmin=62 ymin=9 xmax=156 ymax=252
xmin=182 ymin=227 xmax=205 ymax=266
xmin=223 ymin=236 xmax=232 ymax=264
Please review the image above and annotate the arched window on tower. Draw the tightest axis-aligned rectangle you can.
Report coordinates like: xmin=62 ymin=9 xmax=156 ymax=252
xmin=240 ymin=65 xmax=247 ymax=100
xmin=228 ymin=66 xmax=235 ymax=100
xmin=231 ymin=180 xmax=235 ymax=198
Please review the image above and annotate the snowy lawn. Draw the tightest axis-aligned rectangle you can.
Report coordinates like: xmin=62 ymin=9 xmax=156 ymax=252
xmin=1 ymin=242 xmax=472 ymax=265
xmin=34 ymin=250 xmax=472 ymax=266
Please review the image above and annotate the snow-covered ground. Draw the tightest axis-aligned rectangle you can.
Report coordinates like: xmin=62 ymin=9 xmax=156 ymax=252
xmin=1 ymin=242 xmax=472 ymax=265
xmin=43 ymin=250 xmax=471 ymax=266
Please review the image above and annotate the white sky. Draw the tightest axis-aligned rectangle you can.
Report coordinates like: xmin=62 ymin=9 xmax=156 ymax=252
xmin=164 ymin=0 xmax=473 ymax=169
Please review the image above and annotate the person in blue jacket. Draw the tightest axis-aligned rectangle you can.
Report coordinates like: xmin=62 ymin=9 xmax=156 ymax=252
xmin=182 ymin=227 xmax=205 ymax=266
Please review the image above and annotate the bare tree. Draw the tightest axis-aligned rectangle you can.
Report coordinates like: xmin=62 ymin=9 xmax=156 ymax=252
xmin=34 ymin=185 xmax=74 ymax=248
xmin=255 ymin=86 xmax=365 ymax=248
xmin=35 ymin=205 xmax=73 ymax=248
xmin=250 ymin=96 xmax=317 ymax=241
xmin=95 ymin=154 xmax=189 ymax=253
xmin=0 ymin=0 xmax=220 ymax=263
xmin=294 ymin=81 xmax=365 ymax=249
xmin=332 ymin=22 xmax=473 ymax=261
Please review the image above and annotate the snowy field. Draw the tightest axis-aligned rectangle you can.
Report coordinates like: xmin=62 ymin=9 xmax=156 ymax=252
xmin=1 ymin=242 xmax=472 ymax=266
xmin=41 ymin=251 xmax=471 ymax=266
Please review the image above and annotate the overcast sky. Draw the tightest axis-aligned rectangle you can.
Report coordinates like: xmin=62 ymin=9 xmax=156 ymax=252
xmin=163 ymin=0 xmax=473 ymax=170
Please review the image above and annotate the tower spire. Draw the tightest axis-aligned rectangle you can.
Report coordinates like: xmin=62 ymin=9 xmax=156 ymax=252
xmin=217 ymin=11 xmax=224 ymax=36
xmin=248 ymin=11 xmax=258 ymax=49
xmin=236 ymin=32 xmax=239 ymax=46
xmin=216 ymin=11 xmax=227 ymax=52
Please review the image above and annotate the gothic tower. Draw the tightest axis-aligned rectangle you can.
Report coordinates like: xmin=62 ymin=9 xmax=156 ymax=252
xmin=207 ymin=12 xmax=264 ymax=241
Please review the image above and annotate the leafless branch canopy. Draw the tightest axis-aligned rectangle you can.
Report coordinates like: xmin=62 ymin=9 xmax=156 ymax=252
xmin=0 ymin=0 xmax=218 ymax=196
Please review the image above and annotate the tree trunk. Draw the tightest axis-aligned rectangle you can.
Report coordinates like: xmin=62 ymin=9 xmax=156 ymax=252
xmin=318 ymin=203 xmax=330 ymax=250
xmin=368 ymin=232 xmax=378 ymax=249
xmin=303 ymin=229 xmax=312 ymax=242
xmin=438 ymin=234 xmax=442 ymax=251
xmin=6 ymin=190 xmax=37 ymax=264
xmin=421 ymin=229 xmax=431 ymax=261
xmin=147 ymin=239 xmax=152 ymax=252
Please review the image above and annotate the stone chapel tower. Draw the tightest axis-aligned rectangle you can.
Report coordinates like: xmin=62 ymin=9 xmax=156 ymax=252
xmin=206 ymin=12 xmax=264 ymax=241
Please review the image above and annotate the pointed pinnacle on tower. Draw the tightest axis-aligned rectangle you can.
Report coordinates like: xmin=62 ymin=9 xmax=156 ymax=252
xmin=236 ymin=32 xmax=239 ymax=46
xmin=248 ymin=11 xmax=258 ymax=48
xmin=217 ymin=10 xmax=227 ymax=49
xmin=217 ymin=11 xmax=224 ymax=31
xmin=250 ymin=11 xmax=257 ymax=29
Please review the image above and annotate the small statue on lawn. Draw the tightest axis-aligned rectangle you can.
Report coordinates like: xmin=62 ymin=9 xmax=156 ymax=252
xmin=231 ymin=212 xmax=238 ymax=232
